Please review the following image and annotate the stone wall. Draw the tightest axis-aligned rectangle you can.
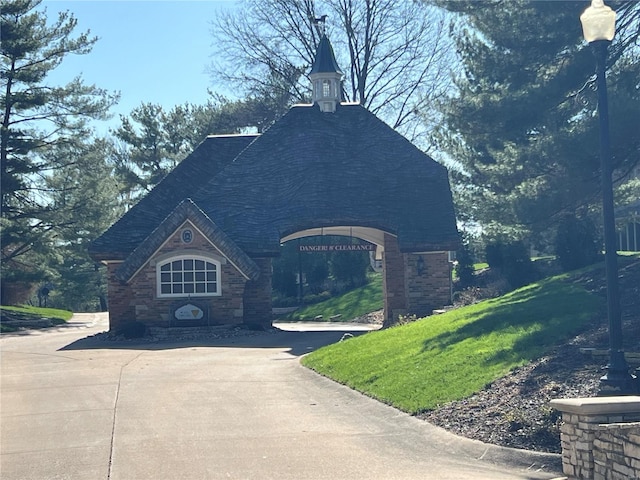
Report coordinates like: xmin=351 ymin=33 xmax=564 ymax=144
xmin=107 ymin=225 xmax=452 ymax=331
xmin=106 ymin=262 xmax=134 ymax=331
xmin=383 ymin=233 xmax=407 ymax=325
xmin=242 ymin=257 xmax=273 ymax=330
xmin=382 ymin=233 xmax=452 ymax=326
xmin=405 ymin=252 xmax=451 ymax=317
xmin=593 ymin=422 xmax=640 ymax=480
xmin=550 ymin=396 xmax=640 ymax=480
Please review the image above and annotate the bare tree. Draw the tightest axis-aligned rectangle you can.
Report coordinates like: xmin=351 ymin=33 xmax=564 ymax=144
xmin=209 ymin=0 xmax=456 ymax=143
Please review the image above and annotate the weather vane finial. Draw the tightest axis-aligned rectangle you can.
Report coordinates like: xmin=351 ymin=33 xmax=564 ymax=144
xmin=312 ymin=14 xmax=328 ymax=36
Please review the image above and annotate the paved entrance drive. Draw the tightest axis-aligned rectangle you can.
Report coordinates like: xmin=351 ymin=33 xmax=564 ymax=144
xmin=1 ymin=313 xmax=562 ymax=479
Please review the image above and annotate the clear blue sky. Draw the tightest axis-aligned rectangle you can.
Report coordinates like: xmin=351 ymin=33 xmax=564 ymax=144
xmin=42 ymin=0 xmax=237 ymax=131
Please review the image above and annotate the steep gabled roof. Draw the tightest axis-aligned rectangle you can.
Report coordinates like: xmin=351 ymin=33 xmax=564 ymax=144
xmin=114 ymin=199 xmax=260 ymax=283
xmin=90 ymin=134 xmax=258 ymax=261
xmin=191 ymin=103 xmax=458 ymax=255
xmin=91 ymin=104 xmax=459 ymax=262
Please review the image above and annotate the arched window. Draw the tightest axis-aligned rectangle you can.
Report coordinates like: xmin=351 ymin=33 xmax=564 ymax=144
xmin=157 ymin=255 xmax=221 ymax=298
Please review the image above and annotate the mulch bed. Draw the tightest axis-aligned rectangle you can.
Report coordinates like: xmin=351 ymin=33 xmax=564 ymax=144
xmin=419 ymin=256 xmax=640 ymax=453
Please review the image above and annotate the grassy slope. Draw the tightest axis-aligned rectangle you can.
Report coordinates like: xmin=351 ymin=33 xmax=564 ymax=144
xmin=283 ymin=275 xmax=383 ymax=321
xmin=0 ymin=305 xmax=73 ymax=332
xmin=295 ymin=262 xmax=485 ymax=315
xmin=302 ymin=274 xmax=601 ymax=414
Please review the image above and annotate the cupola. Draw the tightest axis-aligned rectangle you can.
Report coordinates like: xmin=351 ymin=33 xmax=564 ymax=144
xmin=309 ymin=34 xmax=343 ymax=113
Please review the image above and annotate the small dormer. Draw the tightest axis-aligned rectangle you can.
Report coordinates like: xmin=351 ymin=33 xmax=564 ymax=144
xmin=309 ymin=34 xmax=343 ymax=113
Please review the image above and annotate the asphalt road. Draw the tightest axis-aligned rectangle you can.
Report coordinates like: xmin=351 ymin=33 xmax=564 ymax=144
xmin=1 ymin=313 xmax=563 ymax=480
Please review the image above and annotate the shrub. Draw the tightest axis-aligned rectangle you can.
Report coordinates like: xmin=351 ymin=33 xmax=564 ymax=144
xmin=485 ymin=242 xmax=505 ymax=269
xmin=485 ymin=240 xmax=536 ymax=289
xmin=302 ymin=291 xmax=332 ymax=304
xmin=555 ymin=214 xmax=600 ymax=272
xmin=272 ymin=266 xmax=298 ymax=299
xmin=114 ymin=321 xmax=147 ymax=339
xmin=455 ymin=241 xmax=476 ymax=288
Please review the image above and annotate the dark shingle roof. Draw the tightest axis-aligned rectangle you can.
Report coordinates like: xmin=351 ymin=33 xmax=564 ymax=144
xmin=192 ymin=103 xmax=458 ymax=255
xmin=309 ymin=35 xmax=342 ymax=75
xmin=114 ymin=199 xmax=260 ymax=282
xmin=91 ymin=104 xmax=458 ymax=261
xmin=89 ymin=134 xmax=257 ymax=261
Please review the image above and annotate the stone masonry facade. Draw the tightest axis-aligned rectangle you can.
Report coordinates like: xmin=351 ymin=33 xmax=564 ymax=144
xmin=551 ymin=396 xmax=640 ymax=480
xmin=106 ymin=262 xmax=134 ymax=332
xmin=383 ymin=233 xmax=452 ymax=325
xmin=107 ymin=227 xmax=451 ymax=331
xmin=107 ymin=222 xmax=249 ymax=329
xmin=593 ymin=422 xmax=640 ymax=480
xmin=383 ymin=233 xmax=406 ymax=325
xmin=405 ymin=251 xmax=451 ymax=317
xmin=242 ymin=257 xmax=273 ymax=330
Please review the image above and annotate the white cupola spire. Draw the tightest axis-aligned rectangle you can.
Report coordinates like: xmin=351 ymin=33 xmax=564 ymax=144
xmin=309 ymin=23 xmax=343 ymax=113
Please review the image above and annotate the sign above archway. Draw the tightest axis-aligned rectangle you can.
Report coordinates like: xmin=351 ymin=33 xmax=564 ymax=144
xmin=299 ymin=243 xmax=376 ymax=253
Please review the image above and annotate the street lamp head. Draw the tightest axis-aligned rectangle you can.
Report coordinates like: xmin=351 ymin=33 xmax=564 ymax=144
xmin=580 ymin=0 xmax=616 ymax=43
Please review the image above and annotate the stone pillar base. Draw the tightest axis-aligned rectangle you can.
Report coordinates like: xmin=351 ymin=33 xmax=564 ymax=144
xmin=550 ymin=396 xmax=640 ymax=479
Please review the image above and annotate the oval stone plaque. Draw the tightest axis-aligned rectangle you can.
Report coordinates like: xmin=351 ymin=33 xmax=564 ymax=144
xmin=174 ymin=303 xmax=204 ymax=320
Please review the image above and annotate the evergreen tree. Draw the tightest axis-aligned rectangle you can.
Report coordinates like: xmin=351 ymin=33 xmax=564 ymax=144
xmin=113 ymin=96 xmax=280 ymax=201
xmin=454 ymin=234 xmax=475 ymax=288
xmin=112 ymin=103 xmax=182 ymax=199
xmin=433 ymin=0 xmax=640 ymax=244
xmin=554 ymin=213 xmax=600 ymax=272
xmin=44 ymin=139 xmax=122 ymax=310
xmin=330 ymin=248 xmax=370 ymax=290
xmin=1 ymin=0 xmax=117 ymax=300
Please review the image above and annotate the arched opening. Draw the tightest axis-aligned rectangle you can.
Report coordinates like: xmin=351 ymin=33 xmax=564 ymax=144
xmin=275 ymin=227 xmax=384 ymax=312
xmin=90 ymin=33 xmax=459 ymax=333
xmin=254 ymin=226 xmax=453 ymax=327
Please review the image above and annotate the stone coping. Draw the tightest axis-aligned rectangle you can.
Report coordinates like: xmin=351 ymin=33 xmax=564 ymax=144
xmin=550 ymin=396 xmax=640 ymax=415
xmin=596 ymin=421 xmax=640 ymax=431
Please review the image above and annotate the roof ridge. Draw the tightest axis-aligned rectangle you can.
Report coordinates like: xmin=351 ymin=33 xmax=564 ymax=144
xmin=206 ymin=133 xmax=260 ymax=139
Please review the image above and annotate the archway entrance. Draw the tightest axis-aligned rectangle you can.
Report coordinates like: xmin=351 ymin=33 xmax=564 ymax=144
xmin=279 ymin=227 xmax=383 ymax=309
xmin=91 ymin=62 xmax=458 ymax=333
xmin=241 ymin=226 xmax=453 ymax=330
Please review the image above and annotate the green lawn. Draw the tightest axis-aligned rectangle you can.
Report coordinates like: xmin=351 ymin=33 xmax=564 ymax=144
xmin=283 ymin=274 xmax=383 ymax=321
xmin=302 ymin=274 xmax=601 ymax=414
xmin=0 ymin=305 xmax=73 ymax=332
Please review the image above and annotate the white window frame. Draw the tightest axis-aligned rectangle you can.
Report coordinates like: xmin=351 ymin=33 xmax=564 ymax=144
xmin=156 ymin=254 xmax=221 ymax=298
xmin=322 ymin=79 xmax=331 ymax=98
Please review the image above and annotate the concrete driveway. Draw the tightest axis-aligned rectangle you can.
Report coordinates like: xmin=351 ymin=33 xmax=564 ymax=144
xmin=1 ymin=313 xmax=562 ymax=480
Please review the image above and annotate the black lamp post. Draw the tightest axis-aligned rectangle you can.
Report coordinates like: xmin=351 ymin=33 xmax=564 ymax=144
xmin=580 ymin=0 xmax=637 ymax=395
